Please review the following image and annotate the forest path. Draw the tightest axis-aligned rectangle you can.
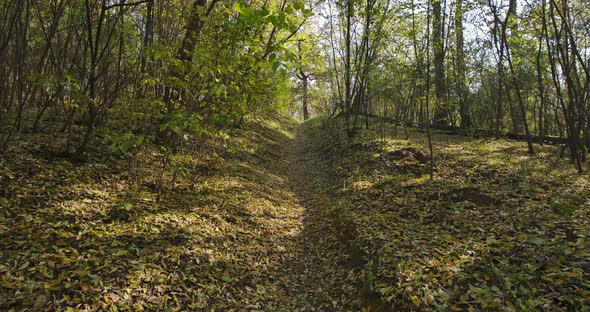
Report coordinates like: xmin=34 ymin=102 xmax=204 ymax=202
xmin=275 ymin=119 xmax=362 ymax=310
xmin=0 ymin=115 xmax=368 ymax=310
xmin=3 ymin=115 xmax=587 ymax=310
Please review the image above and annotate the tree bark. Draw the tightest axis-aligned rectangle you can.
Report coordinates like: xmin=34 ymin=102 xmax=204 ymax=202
xmin=432 ymin=0 xmax=447 ymax=126
xmin=455 ymin=0 xmax=470 ymax=129
xmin=344 ymin=0 xmax=352 ymax=137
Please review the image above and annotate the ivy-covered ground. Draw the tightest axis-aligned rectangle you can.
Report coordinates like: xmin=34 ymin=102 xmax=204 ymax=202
xmin=1 ymin=115 xmax=589 ymax=311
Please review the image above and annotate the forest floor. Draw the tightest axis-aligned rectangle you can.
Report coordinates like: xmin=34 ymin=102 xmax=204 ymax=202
xmin=1 ymin=114 xmax=590 ymax=311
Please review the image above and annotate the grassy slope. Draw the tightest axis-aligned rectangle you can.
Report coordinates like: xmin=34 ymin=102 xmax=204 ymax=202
xmin=0 ymin=115 xmax=314 ymax=310
xmin=301 ymin=116 xmax=590 ymax=311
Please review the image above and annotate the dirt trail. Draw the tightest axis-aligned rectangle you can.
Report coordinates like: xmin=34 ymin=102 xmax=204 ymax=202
xmin=0 ymin=117 xmax=366 ymax=311
xmin=274 ymin=120 xmax=364 ymax=311
xmin=5 ymin=116 xmax=587 ymax=310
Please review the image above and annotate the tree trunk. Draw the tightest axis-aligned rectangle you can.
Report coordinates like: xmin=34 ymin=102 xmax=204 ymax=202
xmin=302 ymin=75 xmax=309 ymax=120
xmin=536 ymin=32 xmax=546 ymax=143
xmin=426 ymin=0 xmax=435 ymax=180
xmin=455 ymin=0 xmax=470 ymax=129
xmin=344 ymin=0 xmax=352 ymax=137
xmin=502 ymin=0 xmax=534 ymax=155
xmin=432 ymin=0 xmax=446 ymax=126
xmin=297 ymin=40 xmax=310 ymax=121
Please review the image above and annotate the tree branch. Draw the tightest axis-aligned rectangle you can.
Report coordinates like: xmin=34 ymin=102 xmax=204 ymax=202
xmin=104 ymin=0 xmax=150 ymax=10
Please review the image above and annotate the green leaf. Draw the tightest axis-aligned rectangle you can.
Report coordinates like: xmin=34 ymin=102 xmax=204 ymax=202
xmin=293 ymin=1 xmax=304 ymax=10
xmin=527 ymin=235 xmax=545 ymax=246
xmin=272 ymin=60 xmax=280 ymax=71
xmin=233 ymin=2 xmax=243 ymax=14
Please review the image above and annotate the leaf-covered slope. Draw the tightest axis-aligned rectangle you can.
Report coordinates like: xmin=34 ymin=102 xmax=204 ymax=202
xmin=1 ymin=114 xmax=589 ymax=311
xmin=305 ymin=117 xmax=590 ymax=311
xmin=0 ymin=115 xmax=310 ymax=310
